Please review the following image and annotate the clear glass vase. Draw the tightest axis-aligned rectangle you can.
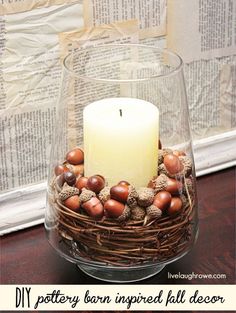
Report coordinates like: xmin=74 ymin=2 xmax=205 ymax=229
xmin=45 ymin=44 xmax=198 ymax=283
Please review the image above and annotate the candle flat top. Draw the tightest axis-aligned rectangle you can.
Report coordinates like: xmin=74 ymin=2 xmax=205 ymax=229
xmin=83 ymin=98 xmax=159 ymax=129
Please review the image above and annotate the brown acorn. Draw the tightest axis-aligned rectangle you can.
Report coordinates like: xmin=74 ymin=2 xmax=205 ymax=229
xmin=82 ymin=197 xmax=104 ymax=218
xmin=164 ymin=154 xmax=184 ymax=175
xmin=63 ymin=171 xmax=76 ymax=186
xmin=158 ymin=148 xmax=173 ymax=164
xmin=153 ymin=191 xmax=172 ymax=211
xmin=66 ymin=148 xmax=84 ymax=165
xmin=64 ymin=195 xmax=80 ymax=212
xmin=110 ymin=184 xmax=129 ymax=203
xmin=167 ymin=197 xmax=183 ymax=216
xmin=75 ymin=176 xmax=88 ymax=190
xmin=87 ymin=175 xmax=105 ymax=194
xmin=118 ymin=180 xmax=130 ymax=187
xmin=71 ymin=164 xmax=84 ymax=176
xmin=54 ymin=164 xmax=69 ymax=176
xmin=104 ymin=199 xmax=128 ymax=221
xmin=165 ymin=177 xmax=183 ymax=195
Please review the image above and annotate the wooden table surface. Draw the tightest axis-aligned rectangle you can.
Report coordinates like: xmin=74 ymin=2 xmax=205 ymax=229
xmin=1 ymin=167 xmax=235 ymax=312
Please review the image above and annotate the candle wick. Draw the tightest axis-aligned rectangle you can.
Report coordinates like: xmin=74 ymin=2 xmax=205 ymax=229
xmin=119 ymin=109 xmax=122 ymax=117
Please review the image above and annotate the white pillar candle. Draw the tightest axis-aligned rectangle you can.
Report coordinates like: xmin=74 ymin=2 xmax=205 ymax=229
xmin=83 ymin=97 xmax=159 ymax=188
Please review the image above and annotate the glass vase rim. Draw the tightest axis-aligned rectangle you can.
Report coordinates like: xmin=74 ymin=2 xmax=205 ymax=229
xmin=63 ymin=44 xmax=183 ymax=84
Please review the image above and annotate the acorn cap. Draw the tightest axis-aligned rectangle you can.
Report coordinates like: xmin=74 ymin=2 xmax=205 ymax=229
xmin=146 ymin=205 xmax=162 ymax=219
xmin=98 ymin=186 xmax=110 ymax=204
xmin=79 ymin=188 xmax=96 ymax=203
xmin=158 ymin=163 xmax=175 ymax=178
xmin=127 ymin=185 xmax=138 ymax=208
xmin=179 ymin=156 xmax=192 ymax=177
xmin=144 ymin=205 xmax=162 ymax=225
xmin=131 ymin=206 xmax=146 ymax=221
xmin=137 ymin=187 xmax=155 ymax=207
xmin=59 ymin=186 xmax=80 ymax=201
xmin=152 ymin=174 xmax=169 ymax=193
xmin=117 ymin=205 xmax=131 ymax=222
xmin=158 ymin=148 xmax=173 ymax=164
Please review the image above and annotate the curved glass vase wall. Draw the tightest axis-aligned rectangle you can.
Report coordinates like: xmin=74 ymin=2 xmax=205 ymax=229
xmin=45 ymin=44 xmax=198 ymax=283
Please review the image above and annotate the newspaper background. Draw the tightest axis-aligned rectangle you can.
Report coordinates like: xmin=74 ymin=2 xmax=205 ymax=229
xmin=83 ymin=0 xmax=167 ymax=39
xmin=0 ymin=0 xmax=235 ymax=234
xmin=0 ymin=0 xmax=78 ymax=14
xmin=0 ymin=1 xmax=84 ymax=191
xmin=167 ymin=0 xmax=236 ymax=138
xmin=167 ymin=0 xmax=236 ymax=62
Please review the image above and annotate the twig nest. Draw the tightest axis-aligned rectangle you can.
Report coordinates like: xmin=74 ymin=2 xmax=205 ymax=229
xmin=82 ymin=197 xmax=104 ymax=219
xmin=179 ymin=156 xmax=192 ymax=177
xmin=98 ymin=186 xmax=111 ymax=204
xmin=137 ymin=187 xmax=155 ymax=207
xmin=158 ymin=148 xmax=173 ymax=164
xmin=131 ymin=206 xmax=146 ymax=220
xmin=59 ymin=186 xmax=80 ymax=201
xmin=180 ymin=194 xmax=189 ymax=210
xmin=79 ymin=188 xmax=96 ymax=203
xmin=144 ymin=205 xmax=162 ymax=225
xmin=150 ymin=173 xmax=169 ymax=193
xmin=127 ymin=185 xmax=138 ymax=208
xmin=183 ymin=177 xmax=194 ymax=195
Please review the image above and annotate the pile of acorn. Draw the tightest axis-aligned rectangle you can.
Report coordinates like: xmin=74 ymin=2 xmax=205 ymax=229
xmin=53 ymin=145 xmax=193 ymax=224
